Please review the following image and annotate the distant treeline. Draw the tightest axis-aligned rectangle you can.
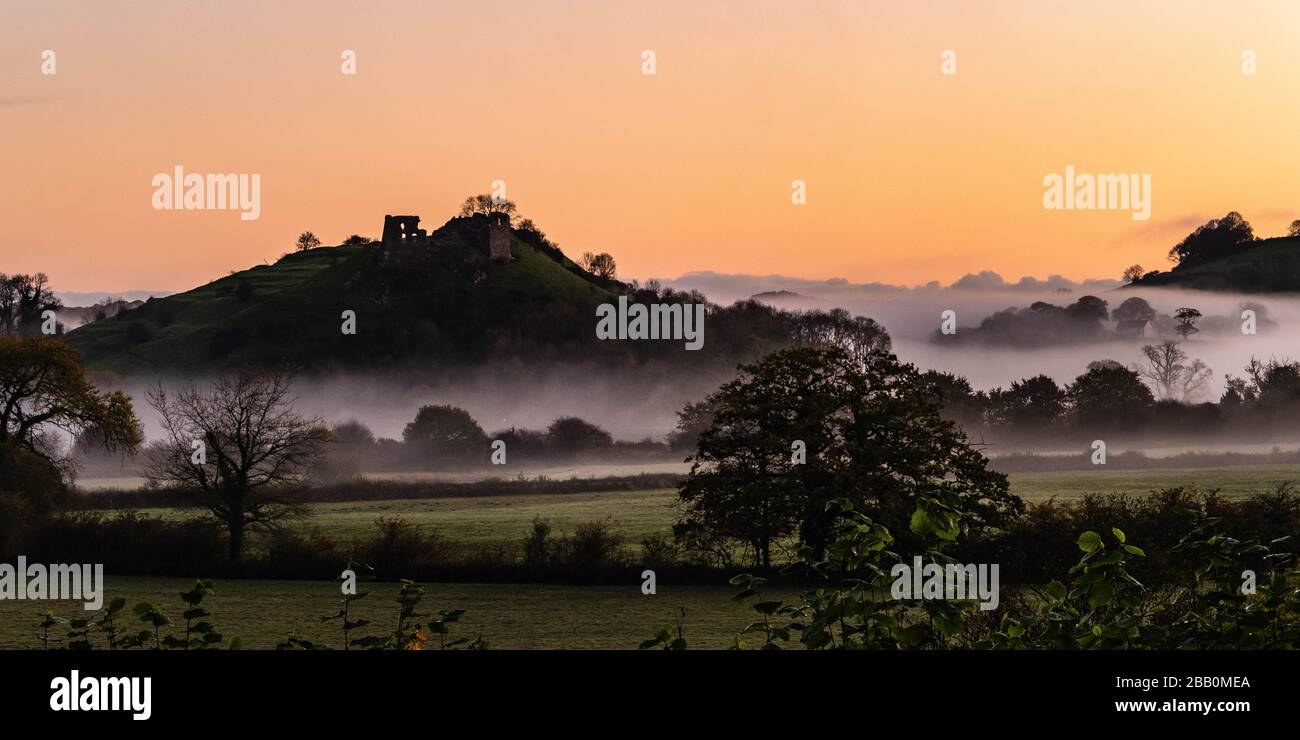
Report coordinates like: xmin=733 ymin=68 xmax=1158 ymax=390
xmin=931 ymin=293 xmax=1271 ymax=347
xmin=923 ymin=354 xmax=1300 ymax=445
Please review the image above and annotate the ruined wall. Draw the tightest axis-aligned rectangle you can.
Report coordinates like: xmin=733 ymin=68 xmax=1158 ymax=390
xmin=488 ymin=213 xmax=512 ymax=262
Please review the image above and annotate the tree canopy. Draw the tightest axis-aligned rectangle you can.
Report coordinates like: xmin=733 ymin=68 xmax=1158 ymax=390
xmin=0 ymin=337 xmax=142 ymax=510
xmin=676 ymin=346 xmax=1019 ymax=568
xmin=1167 ymin=211 xmax=1255 ymax=269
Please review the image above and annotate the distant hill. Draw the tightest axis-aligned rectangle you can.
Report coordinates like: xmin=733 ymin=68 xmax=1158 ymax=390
xmin=67 ymin=214 xmax=623 ymax=375
xmin=750 ymin=289 xmax=822 ymax=307
xmin=67 ymin=214 xmax=809 ymax=377
xmin=1131 ymin=236 xmax=1300 ymax=293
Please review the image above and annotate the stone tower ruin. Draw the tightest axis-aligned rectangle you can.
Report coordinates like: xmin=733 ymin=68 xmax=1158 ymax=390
xmin=488 ymin=211 xmax=512 ymax=262
xmin=381 ymin=215 xmax=427 ymax=248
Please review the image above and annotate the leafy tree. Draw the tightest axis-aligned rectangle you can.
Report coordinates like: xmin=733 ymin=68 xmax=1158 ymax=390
xmin=458 ymin=193 xmax=518 ymax=223
xmin=676 ymin=346 xmax=1018 ymax=567
xmin=789 ymin=307 xmax=891 ymax=361
xmin=1121 ymin=264 xmax=1145 ymax=283
xmin=401 ymin=404 xmax=488 ymax=464
xmin=0 ymin=273 xmax=61 ymax=336
xmin=1067 ymin=361 xmax=1154 ymax=429
xmin=579 ymin=252 xmax=617 ymax=280
xmin=1239 ymin=357 xmax=1300 ymax=406
xmin=986 ymin=375 xmax=1066 ymax=430
xmin=341 ymin=234 xmax=373 ymax=246
xmin=294 ymin=231 xmax=321 ymax=251
xmin=668 ymin=398 xmax=717 ymax=452
xmin=1112 ymin=296 xmax=1156 ymax=323
xmin=1173 ymin=307 xmax=1202 ymax=340
xmin=545 ymin=417 xmax=613 ymax=456
xmin=1167 ymin=211 xmax=1254 ymax=268
xmin=0 ymin=337 xmax=142 ymax=509
xmin=147 ymin=369 xmax=328 ymax=561
xmin=1289 ymin=219 xmax=1300 ymax=237
xmin=918 ymin=370 xmax=986 ymax=428
xmin=1065 ymin=295 xmax=1108 ymax=322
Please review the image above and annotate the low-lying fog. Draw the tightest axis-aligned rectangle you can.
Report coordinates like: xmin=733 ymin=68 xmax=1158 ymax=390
xmin=99 ymin=271 xmax=1300 ymax=448
xmin=668 ymin=270 xmax=1298 ymax=405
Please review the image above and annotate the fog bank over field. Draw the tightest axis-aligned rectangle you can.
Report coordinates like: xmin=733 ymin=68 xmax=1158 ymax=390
xmin=666 ymin=270 xmax=1300 ymax=399
xmin=90 ymin=270 xmax=1300 ymax=448
xmin=117 ymin=363 xmax=732 ymax=444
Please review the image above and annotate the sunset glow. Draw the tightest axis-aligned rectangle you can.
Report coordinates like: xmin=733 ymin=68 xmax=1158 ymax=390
xmin=4 ymin=0 xmax=1300 ymax=293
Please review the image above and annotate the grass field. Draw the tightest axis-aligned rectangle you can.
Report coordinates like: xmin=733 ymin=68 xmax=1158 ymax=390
xmin=126 ymin=464 xmax=1300 ymax=552
xmin=1008 ymin=464 xmax=1300 ymax=500
xmin=8 ymin=464 xmax=1298 ymax=650
xmin=0 ymin=576 xmax=782 ymax=650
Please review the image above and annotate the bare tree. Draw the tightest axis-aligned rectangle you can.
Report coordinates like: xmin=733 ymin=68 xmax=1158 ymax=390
xmin=1138 ymin=341 xmax=1186 ymax=400
xmin=1121 ymin=264 xmax=1145 ymax=283
xmin=1179 ymin=358 xmax=1213 ymax=402
xmin=147 ymin=369 xmax=327 ymax=561
xmin=1137 ymin=340 xmax=1212 ymax=402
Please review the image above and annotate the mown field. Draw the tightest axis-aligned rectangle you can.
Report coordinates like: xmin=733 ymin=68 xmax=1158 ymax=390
xmin=7 ymin=464 xmax=1298 ymax=650
xmin=122 ymin=464 xmax=1300 ymax=551
xmin=0 ymin=577 xmax=785 ymax=650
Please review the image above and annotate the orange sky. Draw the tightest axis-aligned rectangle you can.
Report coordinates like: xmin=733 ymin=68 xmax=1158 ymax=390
xmin=3 ymin=0 xmax=1300 ymax=294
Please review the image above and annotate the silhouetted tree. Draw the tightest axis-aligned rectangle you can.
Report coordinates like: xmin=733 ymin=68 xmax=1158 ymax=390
xmin=1167 ymin=212 xmax=1255 ymax=268
xmin=1174 ymin=307 xmax=1202 ymax=340
xmin=790 ymin=308 xmax=891 ymax=361
xmin=676 ymin=346 xmax=1018 ymax=567
xmin=545 ymin=417 xmax=613 ymax=456
xmin=1113 ymin=296 xmax=1156 ymax=323
xmin=295 ymin=231 xmax=321 ymax=251
xmin=1066 ymin=295 xmax=1109 ymax=322
xmin=918 ymin=370 xmax=987 ymax=429
xmin=458 ymin=194 xmax=518 ymax=223
xmin=580 ymin=252 xmax=616 ymax=280
xmin=0 ymin=273 xmax=61 ymax=336
xmin=987 ymin=375 xmax=1066 ymax=430
xmin=1289 ymin=220 xmax=1300 ymax=237
xmin=1067 ymin=361 xmax=1154 ymax=430
xmin=147 ymin=369 xmax=327 ymax=561
xmin=0 ymin=337 xmax=142 ymax=511
xmin=402 ymin=405 xmax=488 ymax=465
xmin=1138 ymin=340 xmax=1211 ymax=402
xmin=1122 ymin=264 xmax=1145 ymax=283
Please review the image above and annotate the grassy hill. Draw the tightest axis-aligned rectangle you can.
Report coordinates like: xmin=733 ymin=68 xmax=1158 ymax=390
xmin=1131 ymin=235 xmax=1300 ymax=292
xmin=68 ymin=215 xmax=621 ymax=376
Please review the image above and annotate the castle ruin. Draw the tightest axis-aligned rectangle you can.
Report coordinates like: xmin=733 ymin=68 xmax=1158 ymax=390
xmin=381 ymin=215 xmax=427 ymax=248
xmin=488 ymin=211 xmax=512 ymax=262
xmin=378 ymin=212 xmax=513 ymax=264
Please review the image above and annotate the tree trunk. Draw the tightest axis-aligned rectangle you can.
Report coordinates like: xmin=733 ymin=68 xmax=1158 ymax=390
xmin=228 ymin=519 xmax=244 ymax=562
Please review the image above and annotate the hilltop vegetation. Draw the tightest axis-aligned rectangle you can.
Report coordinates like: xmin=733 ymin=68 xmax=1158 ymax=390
xmin=1129 ymin=212 xmax=1300 ymax=292
xmin=65 ymin=212 xmax=879 ymax=378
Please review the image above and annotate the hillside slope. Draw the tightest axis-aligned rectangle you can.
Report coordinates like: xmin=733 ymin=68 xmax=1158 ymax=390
xmin=68 ymin=215 xmax=621 ymax=375
xmin=1132 ymin=236 xmax=1300 ymax=292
